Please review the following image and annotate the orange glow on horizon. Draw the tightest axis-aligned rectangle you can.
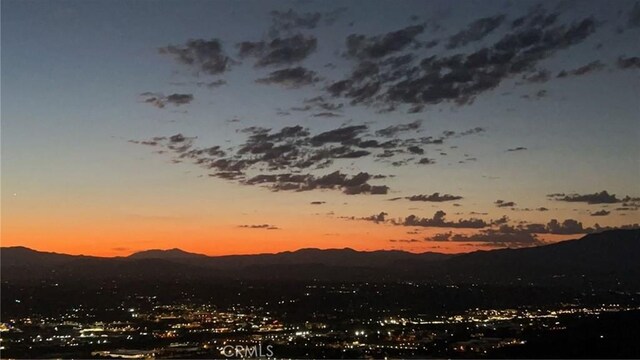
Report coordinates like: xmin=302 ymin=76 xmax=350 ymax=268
xmin=2 ymin=216 xmax=576 ymax=257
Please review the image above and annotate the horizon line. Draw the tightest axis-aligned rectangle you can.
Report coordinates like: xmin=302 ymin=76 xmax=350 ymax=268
xmin=3 ymin=229 xmax=633 ymax=258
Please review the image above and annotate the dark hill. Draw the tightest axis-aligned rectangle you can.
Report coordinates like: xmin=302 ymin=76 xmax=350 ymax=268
xmin=2 ymin=230 xmax=638 ymax=288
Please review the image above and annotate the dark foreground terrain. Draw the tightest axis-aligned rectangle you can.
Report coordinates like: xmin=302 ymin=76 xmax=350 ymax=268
xmin=1 ymin=230 xmax=639 ymax=358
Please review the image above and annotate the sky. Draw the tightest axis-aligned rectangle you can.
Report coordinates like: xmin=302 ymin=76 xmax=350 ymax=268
xmin=1 ymin=0 xmax=639 ymax=257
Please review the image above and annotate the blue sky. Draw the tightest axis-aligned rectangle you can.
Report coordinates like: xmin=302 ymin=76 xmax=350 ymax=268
xmin=2 ymin=0 xmax=639 ymax=255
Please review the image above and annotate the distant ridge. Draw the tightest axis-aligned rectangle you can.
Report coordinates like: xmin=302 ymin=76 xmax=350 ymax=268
xmin=2 ymin=230 xmax=638 ymax=288
xmin=127 ymin=248 xmax=207 ymax=259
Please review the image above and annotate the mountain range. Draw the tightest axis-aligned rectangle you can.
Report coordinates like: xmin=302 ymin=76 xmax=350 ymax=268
xmin=1 ymin=229 xmax=639 ymax=288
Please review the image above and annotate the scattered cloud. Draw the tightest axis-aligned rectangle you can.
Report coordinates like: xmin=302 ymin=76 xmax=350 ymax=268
xmin=548 ymin=190 xmax=639 ymax=204
xmin=389 ymin=238 xmax=420 ymax=243
xmin=446 ymin=14 xmax=506 ymax=49
xmin=495 ymin=199 xmax=516 ymax=208
xmin=521 ymin=69 xmax=551 ymax=83
xmin=361 ymin=212 xmax=388 ymax=223
xmin=256 ymin=67 xmax=320 ymax=88
xmin=140 ymin=93 xmax=194 ymax=108
xmin=427 ymin=218 xmax=640 ymax=246
xmin=238 ymin=34 xmax=317 ymax=67
xmin=428 ymin=228 xmax=541 ymax=247
xmin=591 ymin=209 xmax=610 ymax=216
xmin=375 ymin=120 xmax=422 ymax=137
xmin=406 ymin=193 xmax=463 ymax=202
xmin=557 ymin=60 xmax=605 ymax=78
xmin=312 ymin=112 xmax=342 ymax=118
xmin=417 ymin=157 xmax=436 ymax=165
xmin=617 ymin=56 xmax=640 ymax=69
xmin=239 ymin=224 xmax=280 ymax=230
xmin=345 ymin=25 xmax=424 ymax=60
xmin=159 ymin=39 xmax=234 ymax=75
xmin=398 ymin=211 xmax=488 ymax=229
xmin=507 ymin=146 xmax=527 ymax=152
xmin=325 ymin=10 xmax=597 ymax=110
xmin=203 ymin=79 xmax=227 ymax=88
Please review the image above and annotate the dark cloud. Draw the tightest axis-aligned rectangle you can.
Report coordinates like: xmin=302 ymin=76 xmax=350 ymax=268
xmin=430 ymin=232 xmax=453 ymax=242
xmin=617 ymin=56 xmax=640 ymax=69
xmin=556 ymin=60 xmax=605 ymax=78
xmin=129 ymin=139 xmax=160 ymax=146
xmin=456 ymin=230 xmax=541 ymax=247
xmin=417 ymin=157 xmax=436 ymax=165
xmin=362 ymin=212 xmax=388 ymax=223
xmin=539 ymin=219 xmax=587 ymax=234
xmin=429 ymin=227 xmax=541 ymax=247
xmin=132 ymin=120 xmax=485 ymax=196
xmin=350 ymin=184 xmax=389 ymax=195
xmin=389 ymin=238 xmax=421 ymax=243
xmin=345 ymin=25 xmax=425 ymax=60
xmin=203 ymin=79 xmax=227 ymax=88
xmin=495 ymin=200 xmax=516 ymax=208
xmin=244 ymin=171 xmax=388 ymax=196
xmin=375 ymin=120 xmax=422 ymax=137
xmin=140 ymin=93 xmax=194 ymax=108
xmin=548 ymin=190 xmax=628 ymax=204
xmin=518 ymin=207 xmax=550 ymax=212
xmin=591 ymin=209 xmax=610 ymax=216
xmin=512 ymin=5 xmax=559 ymax=29
xmin=256 ymin=67 xmax=320 ymax=88
xmin=290 ymin=96 xmax=345 ymax=113
xmin=327 ymin=11 xmax=597 ymax=109
xmin=159 ymin=39 xmax=234 ymax=75
xmin=239 ymin=224 xmax=280 ymax=230
xmin=431 ymin=220 xmax=640 ymax=246
xmin=171 ymin=80 xmax=228 ymax=88
xmin=255 ymin=171 xmax=387 ymax=195
xmin=458 ymin=127 xmax=486 ymax=137
xmin=507 ymin=146 xmax=527 ymax=152
xmin=310 ymin=125 xmax=367 ymax=145
xmin=446 ymin=14 xmax=506 ymax=49
xmin=399 ymin=211 xmax=488 ymax=229
xmin=592 ymin=223 xmax=640 ymax=231
xmin=349 ymin=61 xmax=383 ymax=84
xmin=513 ymin=218 xmax=612 ymax=235
xmin=491 ymin=215 xmax=510 ymax=225
xmin=138 ymin=133 xmax=199 ymax=155
xmin=238 ymin=35 xmax=317 ymax=67
xmin=521 ymin=69 xmax=551 ymax=83
xmin=406 ymin=193 xmax=463 ymax=202
xmin=166 ymin=93 xmax=194 ymax=105
xmin=312 ymin=112 xmax=342 ymax=118
xmin=494 ymin=219 xmax=587 ymax=235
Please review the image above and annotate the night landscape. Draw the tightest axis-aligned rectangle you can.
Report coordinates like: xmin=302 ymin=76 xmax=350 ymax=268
xmin=1 ymin=0 xmax=639 ymax=358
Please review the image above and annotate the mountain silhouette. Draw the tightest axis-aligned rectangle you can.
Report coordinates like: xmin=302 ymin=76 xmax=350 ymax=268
xmin=127 ymin=248 xmax=208 ymax=260
xmin=1 ymin=229 xmax=638 ymax=288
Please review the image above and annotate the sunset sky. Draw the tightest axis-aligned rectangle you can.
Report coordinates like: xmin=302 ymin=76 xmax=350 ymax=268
xmin=2 ymin=0 xmax=639 ymax=257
